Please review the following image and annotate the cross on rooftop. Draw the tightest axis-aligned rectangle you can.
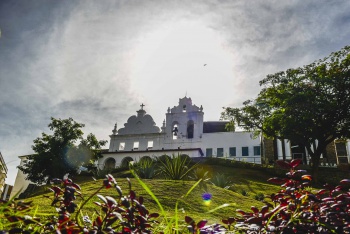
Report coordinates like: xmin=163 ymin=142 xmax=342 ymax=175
xmin=140 ymin=103 xmax=145 ymax=110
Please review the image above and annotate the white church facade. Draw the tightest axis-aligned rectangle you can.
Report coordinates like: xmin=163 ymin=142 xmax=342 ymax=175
xmin=11 ymin=96 xmax=350 ymax=198
xmin=98 ymin=97 xmax=262 ymax=169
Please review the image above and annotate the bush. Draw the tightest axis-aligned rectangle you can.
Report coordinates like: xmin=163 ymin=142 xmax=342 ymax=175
xmin=4 ymin=158 xmax=350 ymax=233
xmin=210 ymin=173 xmax=233 ymax=189
xmin=157 ymin=154 xmax=197 ymax=180
xmin=253 ymin=192 xmax=264 ymax=201
xmin=240 ymin=189 xmax=249 ymax=197
xmin=132 ymin=158 xmax=158 ymax=179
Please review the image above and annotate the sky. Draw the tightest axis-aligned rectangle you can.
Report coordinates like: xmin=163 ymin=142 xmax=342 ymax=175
xmin=1 ymin=0 xmax=350 ymax=185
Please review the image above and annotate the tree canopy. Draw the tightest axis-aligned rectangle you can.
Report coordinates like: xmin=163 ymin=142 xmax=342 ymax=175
xmin=222 ymin=46 xmax=350 ymax=178
xmin=18 ymin=117 xmax=107 ymax=184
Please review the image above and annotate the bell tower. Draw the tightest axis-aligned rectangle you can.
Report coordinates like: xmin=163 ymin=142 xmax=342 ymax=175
xmin=165 ymin=97 xmax=204 ymax=141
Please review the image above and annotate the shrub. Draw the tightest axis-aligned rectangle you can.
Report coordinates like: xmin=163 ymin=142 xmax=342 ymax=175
xmin=210 ymin=173 xmax=233 ymax=189
xmin=253 ymin=192 xmax=264 ymax=201
xmin=240 ymin=189 xmax=249 ymax=197
xmin=1 ymin=175 xmax=160 ymax=233
xmin=157 ymin=154 xmax=198 ymax=180
xmin=4 ymin=158 xmax=350 ymax=233
xmin=132 ymin=158 xmax=158 ymax=179
xmin=224 ymin=158 xmax=350 ymax=233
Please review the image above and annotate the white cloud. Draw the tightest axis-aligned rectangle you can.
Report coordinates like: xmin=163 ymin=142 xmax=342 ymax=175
xmin=1 ymin=0 xmax=350 ymax=185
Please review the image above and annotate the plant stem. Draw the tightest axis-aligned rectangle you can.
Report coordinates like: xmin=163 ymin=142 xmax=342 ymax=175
xmin=75 ymin=185 xmax=104 ymax=229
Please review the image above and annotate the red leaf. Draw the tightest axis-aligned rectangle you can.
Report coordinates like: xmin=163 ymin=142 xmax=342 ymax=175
xmin=317 ymin=189 xmax=327 ymax=195
xmin=247 ymin=217 xmax=262 ymax=224
xmin=276 ymin=160 xmax=292 ymax=169
xmin=290 ymin=159 xmax=302 ymax=168
xmin=236 ymin=209 xmax=246 ymax=216
xmin=260 ymin=206 xmax=269 ymax=215
xmin=301 ymin=175 xmax=312 ymax=181
xmin=139 ymin=196 xmax=144 ymax=204
xmin=197 ymin=220 xmax=207 ymax=229
xmin=105 ymin=196 xmax=117 ymax=207
xmin=251 ymin=206 xmax=259 ymax=214
xmin=340 ymin=179 xmax=350 ymax=184
xmin=97 ymin=194 xmax=107 ymax=204
xmin=94 ymin=216 xmax=103 ymax=227
xmin=115 ymin=185 xmax=122 ymax=197
xmin=50 ymin=186 xmax=62 ymax=195
xmin=149 ymin=213 xmax=160 ymax=218
xmin=129 ymin=190 xmax=136 ymax=200
xmin=185 ymin=216 xmax=195 ymax=225
xmin=228 ymin=217 xmax=235 ymax=224
xmin=267 ymin=177 xmax=288 ymax=185
xmin=71 ymin=183 xmax=80 ymax=190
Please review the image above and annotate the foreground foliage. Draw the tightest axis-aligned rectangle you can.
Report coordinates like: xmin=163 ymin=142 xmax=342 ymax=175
xmin=3 ymin=159 xmax=350 ymax=233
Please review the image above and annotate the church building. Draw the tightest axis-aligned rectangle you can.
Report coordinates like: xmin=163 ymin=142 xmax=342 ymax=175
xmin=98 ymin=96 xmax=262 ymax=169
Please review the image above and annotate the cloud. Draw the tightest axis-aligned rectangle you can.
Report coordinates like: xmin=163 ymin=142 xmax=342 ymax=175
xmin=1 ymin=0 xmax=350 ymax=185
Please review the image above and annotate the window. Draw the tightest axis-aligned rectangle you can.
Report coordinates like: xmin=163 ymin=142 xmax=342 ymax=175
xmin=172 ymin=123 xmax=178 ymax=139
xmin=217 ymin=148 xmax=224 ymax=157
xmin=254 ymin=146 xmax=261 ymax=156
xmin=229 ymin=147 xmax=236 ymax=157
xmin=133 ymin=141 xmax=139 ymax=150
xmin=147 ymin=140 xmax=153 ymax=149
xmin=336 ymin=142 xmax=348 ymax=164
xmin=242 ymin=147 xmax=249 ymax=156
xmin=187 ymin=120 xmax=194 ymax=139
xmin=119 ymin=142 xmax=125 ymax=151
xmin=206 ymin=148 xmax=213 ymax=157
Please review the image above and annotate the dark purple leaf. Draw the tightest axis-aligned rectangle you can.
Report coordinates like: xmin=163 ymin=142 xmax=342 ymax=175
xmin=149 ymin=213 xmax=159 ymax=218
xmin=185 ymin=216 xmax=195 ymax=225
xmin=197 ymin=220 xmax=207 ymax=229
xmin=251 ymin=206 xmax=259 ymax=214
xmin=290 ymin=159 xmax=302 ymax=168
xmin=340 ymin=179 xmax=350 ymax=184
xmin=276 ymin=160 xmax=292 ymax=169
xmin=267 ymin=177 xmax=288 ymax=185
xmin=115 ymin=185 xmax=122 ymax=197
xmin=129 ymin=190 xmax=136 ymax=200
xmin=97 ymin=194 xmax=107 ymax=205
xmin=260 ymin=206 xmax=269 ymax=215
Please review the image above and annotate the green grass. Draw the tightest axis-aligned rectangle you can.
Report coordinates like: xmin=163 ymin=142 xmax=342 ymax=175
xmin=23 ymin=166 xmax=280 ymax=225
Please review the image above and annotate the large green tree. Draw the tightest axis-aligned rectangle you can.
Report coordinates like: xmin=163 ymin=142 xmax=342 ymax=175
xmin=18 ymin=117 xmax=107 ymax=184
xmin=222 ymin=46 xmax=350 ymax=179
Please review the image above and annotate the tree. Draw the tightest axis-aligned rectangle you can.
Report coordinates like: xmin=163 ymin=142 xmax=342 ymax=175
xmin=222 ymin=46 xmax=350 ymax=180
xmin=18 ymin=117 xmax=107 ymax=184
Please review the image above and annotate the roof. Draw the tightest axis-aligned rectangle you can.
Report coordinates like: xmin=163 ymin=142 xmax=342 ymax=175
xmin=203 ymin=121 xmax=229 ymax=133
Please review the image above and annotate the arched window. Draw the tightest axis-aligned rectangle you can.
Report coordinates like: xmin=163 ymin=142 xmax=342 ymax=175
xmin=172 ymin=122 xmax=179 ymax=139
xmin=120 ymin=157 xmax=134 ymax=168
xmin=140 ymin=156 xmax=153 ymax=163
xmin=104 ymin=158 xmax=116 ymax=170
xmin=187 ymin=120 xmax=194 ymax=139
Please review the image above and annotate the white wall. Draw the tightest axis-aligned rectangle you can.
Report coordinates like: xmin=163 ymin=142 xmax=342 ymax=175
xmin=10 ymin=156 xmax=31 ymax=198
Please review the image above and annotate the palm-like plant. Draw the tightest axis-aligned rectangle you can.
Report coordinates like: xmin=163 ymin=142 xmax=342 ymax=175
xmin=210 ymin=173 xmax=233 ymax=189
xmin=157 ymin=154 xmax=197 ymax=180
xmin=132 ymin=159 xmax=158 ymax=179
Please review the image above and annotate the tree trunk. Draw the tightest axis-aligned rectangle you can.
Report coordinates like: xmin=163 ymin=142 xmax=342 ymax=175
xmin=311 ymin=156 xmax=320 ymax=184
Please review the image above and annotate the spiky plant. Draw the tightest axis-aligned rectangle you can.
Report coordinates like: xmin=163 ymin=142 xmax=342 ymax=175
xmin=157 ymin=154 xmax=197 ymax=180
xmin=210 ymin=173 xmax=233 ymax=189
xmin=132 ymin=158 xmax=158 ymax=179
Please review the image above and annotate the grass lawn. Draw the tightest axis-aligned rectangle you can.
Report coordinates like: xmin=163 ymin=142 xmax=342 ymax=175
xmin=23 ymin=166 xmax=280 ymax=225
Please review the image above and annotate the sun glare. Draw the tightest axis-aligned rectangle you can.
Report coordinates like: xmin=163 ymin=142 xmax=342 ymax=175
xmin=129 ymin=19 xmax=237 ymax=107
